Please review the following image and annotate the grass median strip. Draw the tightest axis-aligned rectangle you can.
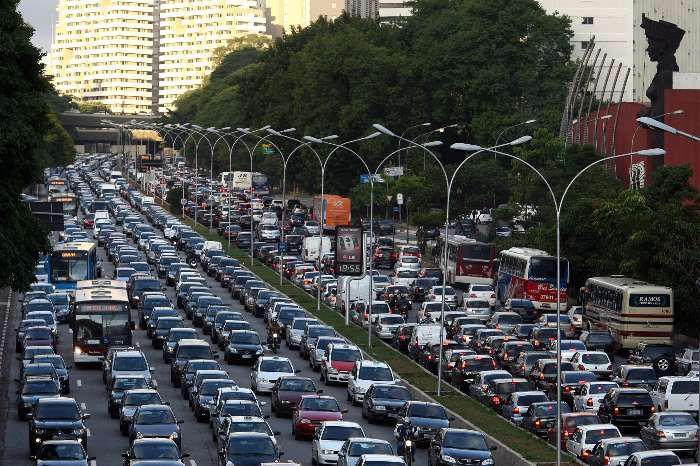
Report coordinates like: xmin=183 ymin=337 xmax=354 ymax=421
xmin=168 ymin=215 xmax=562 ymax=464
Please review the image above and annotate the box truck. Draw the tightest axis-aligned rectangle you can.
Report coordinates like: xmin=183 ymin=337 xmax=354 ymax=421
xmin=312 ymin=195 xmax=350 ymax=230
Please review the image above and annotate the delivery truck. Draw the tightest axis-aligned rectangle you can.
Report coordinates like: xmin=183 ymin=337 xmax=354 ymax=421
xmin=312 ymin=195 xmax=351 ymax=230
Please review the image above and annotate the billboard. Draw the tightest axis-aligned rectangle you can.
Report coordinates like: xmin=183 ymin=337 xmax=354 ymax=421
xmin=335 ymin=225 xmax=364 ymax=276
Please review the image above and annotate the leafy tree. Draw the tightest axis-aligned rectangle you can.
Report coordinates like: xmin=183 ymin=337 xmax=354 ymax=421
xmin=0 ymin=1 xmax=54 ymax=291
xmin=76 ymin=101 xmax=112 ymax=114
xmin=212 ymin=34 xmax=271 ymax=68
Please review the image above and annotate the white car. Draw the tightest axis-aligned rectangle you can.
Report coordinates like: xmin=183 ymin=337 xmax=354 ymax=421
xmin=548 ymin=340 xmax=588 ymax=362
xmin=371 ymin=275 xmax=391 ymax=297
xmin=566 ymin=423 xmax=621 ymax=461
xmin=427 ymin=286 xmax=458 ymax=307
xmin=304 ymin=221 xmax=321 ymax=235
xmin=312 ymin=421 xmax=366 ymax=465
xmin=257 ymin=224 xmax=280 ymax=241
xmin=463 ymin=299 xmax=492 ymax=321
xmin=588 ymin=437 xmax=647 ymax=466
xmin=250 ymin=356 xmax=299 ymax=393
xmin=569 ymin=351 xmax=613 ymax=379
xmin=347 ymin=360 xmax=399 ymax=405
xmin=536 ymin=313 xmax=574 ymax=337
xmin=397 ymin=255 xmax=420 ymax=270
xmin=568 ymin=306 xmax=583 ymax=330
xmin=465 ymin=284 xmax=496 ymax=307
xmin=572 ymin=381 xmax=618 ymax=412
xmin=371 ymin=313 xmax=405 ymax=340
xmin=260 ymin=211 xmax=278 ymax=226
xmin=392 ymin=268 xmax=418 ymax=287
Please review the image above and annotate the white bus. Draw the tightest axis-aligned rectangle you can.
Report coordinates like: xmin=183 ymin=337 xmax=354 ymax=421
xmin=496 ymin=247 xmax=569 ymax=311
xmin=581 ymin=276 xmax=673 ymax=350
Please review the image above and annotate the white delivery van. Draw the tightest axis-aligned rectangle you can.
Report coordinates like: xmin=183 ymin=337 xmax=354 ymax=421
xmin=337 ymin=275 xmax=372 ymax=314
xmin=302 ymin=236 xmax=332 ymax=262
xmin=203 ymin=241 xmax=223 ymax=253
xmin=409 ymin=323 xmax=443 ymax=350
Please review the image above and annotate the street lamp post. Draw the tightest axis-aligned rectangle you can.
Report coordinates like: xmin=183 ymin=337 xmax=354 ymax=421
xmin=494 ymin=119 xmax=536 ymax=159
xmin=628 ymin=110 xmax=683 ymax=187
xmin=452 ymin=143 xmax=665 ymax=466
xmin=397 ymin=122 xmax=430 ymax=174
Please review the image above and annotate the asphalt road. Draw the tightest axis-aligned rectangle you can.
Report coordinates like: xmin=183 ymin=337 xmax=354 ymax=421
xmin=1 ymin=217 xmax=430 ymax=466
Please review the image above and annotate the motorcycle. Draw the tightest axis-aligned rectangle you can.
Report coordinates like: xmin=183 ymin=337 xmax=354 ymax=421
xmin=268 ymin=333 xmax=280 ymax=354
xmin=400 ymin=426 xmax=417 ymax=466
xmin=394 ymin=297 xmax=411 ymax=318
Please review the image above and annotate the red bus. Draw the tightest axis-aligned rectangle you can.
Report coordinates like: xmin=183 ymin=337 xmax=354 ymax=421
xmin=439 ymin=236 xmax=496 ymax=286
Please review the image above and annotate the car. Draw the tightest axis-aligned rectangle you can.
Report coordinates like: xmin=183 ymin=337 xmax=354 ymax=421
xmin=292 ymin=395 xmax=347 ymax=439
xmin=548 ymin=339 xmax=588 ymax=362
xmin=565 ymin=423 xmax=621 ymax=461
xmin=628 ymin=343 xmax=676 ymax=376
xmin=108 ymin=375 xmax=152 ymax=418
xmin=129 ymin=404 xmax=183 ymax=450
xmin=46 ymin=292 xmax=71 ymax=323
xmin=300 ymin=325 xmax=336 ymax=360
xmin=32 ymin=354 xmax=71 ymax=394
xmin=465 ymin=284 xmax=496 ymax=307
xmin=152 ymin=316 xmax=185 ymax=349
xmin=103 ymin=349 xmax=154 ymax=388
xmin=119 ymin=389 xmax=163 ymax=435
xmin=16 ymin=376 xmax=61 ymax=420
xmin=371 ymin=314 xmax=405 ymax=341
xmin=310 ymin=337 xmax=346 ymax=372
xmin=218 ymin=432 xmax=282 ymax=466
xmin=611 ymin=365 xmax=658 ymax=389
xmin=122 ymin=438 xmax=188 ymax=466
xmin=547 ymin=411 xmax=602 ymax=447
xmin=225 ymin=330 xmax=265 ymax=364
xmin=572 ymin=381 xmax=619 ymax=412
xmin=286 ymin=317 xmax=320 ymax=349
xmin=649 ymin=376 xmax=700 ymax=413
xmin=347 ymin=360 xmax=399 ymax=406
xmin=192 ymin=378 xmax=238 ymax=421
xmin=30 ymin=440 xmax=94 ymax=466
xmin=179 ymin=360 xmax=221 ymax=396
xmin=521 ymin=401 xmax=570 ymax=438
xmin=621 ymin=450 xmax=681 ymax=466
xmin=271 ymin=376 xmax=320 ymax=417
xmin=251 ymin=356 xmax=300 ymax=394
xmin=486 ymin=311 xmax=522 ymax=334
xmin=312 ymin=421 xmax=366 ymax=465
xmin=15 ymin=319 xmax=46 ymax=353
xmin=215 ymin=415 xmax=277 ymax=451
xmin=463 ymin=299 xmax=492 ymax=322
xmin=427 ymin=428 xmax=496 ymax=466
xmin=321 ymin=344 xmax=363 ymax=386
xmin=536 ymin=313 xmax=574 ymax=337
xmin=394 ymin=401 xmax=453 ymax=445
xmin=569 ymin=351 xmax=613 ymax=379
xmin=427 ymin=286 xmax=458 ymax=307
xmin=21 ymin=326 xmax=56 ymax=352
xmin=162 ymin=328 xmax=198 ymax=364
xmin=597 ymin=388 xmax=656 ymax=429
xmin=639 ymin=412 xmax=699 ymax=453
xmin=568 ymin=305 xmax=583 ymax=331
xmin=588 ymin=437 xmax=647 ymax=466
xmin=504 ymin=298 xmax=537 ymax=323
xmin=170 ymin=339 xmax=217 ymax=386
xmin=500 ymin=390 xmax=549 ymax=425
xmin=337 ymin=438 xmax=394 ymax=466
xmin=211 ymin=399 xmax=265 ymax=438
xmin=28 ymin=397 xmax=90 ymax=454
xmin=579 ymin=330 xmax=616 ymax=353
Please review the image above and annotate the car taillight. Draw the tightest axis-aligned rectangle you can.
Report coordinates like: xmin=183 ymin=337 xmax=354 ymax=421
xmin=539 ymin=373 xmax=544 ymax=380
xmin=650 ymin=405 xmax=656 ymax=413
xmin=512 ymin=407 xmax=520 ymax=414
xmin=578 ymin=364 xmax=585 ymax=370
xmin=582 ymin=450 xmax=591 ymax=460
xmin=586 ymin=398 xmax=593 ymax=406
xmin=607 ymin=364 xmax=613 ymax=370
xmin=563 ymin=430 xmax=570 ymax=438
xmin=564 ymin=386 xmax=570 ymax=393
xmin=534 ymin=419 xmax=541 ymax=428
xmin=604 ymin=456 xmax=610 ymax=465
xmin=490 ymin=293 xmax=496 ymax=298
xmin=492 ymin=361 xmax=497 ymax=368
xmin=469 ymin=293 xmax=477 ymax=298
xmin=491 ymin=396 xmax=500 ymax=405
xmin=656 ymin=430 xmax=665 ymax=438
xmin=613 ymin=406 xmax=619 ymax=416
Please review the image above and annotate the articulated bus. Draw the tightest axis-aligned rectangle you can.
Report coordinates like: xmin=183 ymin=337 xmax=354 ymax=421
xmin=438 ymin=236 xmax=496 ymax=286
xmin=496 ymin=247 xmax=569 ymax=311
xmin=48 ymin=242 xmax=98 ymax=293
xmin=73 ymin=286 xmax=132 ymax=363
xmin=581 ymin=276 xmax=673 ymax=350
xmin=48 ymin=192 xmax=79 ymax=217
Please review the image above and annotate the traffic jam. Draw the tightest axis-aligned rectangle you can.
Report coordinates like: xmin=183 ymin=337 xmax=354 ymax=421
xmin=14 ymin=152 xmax=699 ymax=466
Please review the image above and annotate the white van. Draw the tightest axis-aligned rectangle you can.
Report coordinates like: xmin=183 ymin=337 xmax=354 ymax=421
xmin=337 ymin=275 xmax=372 ymax=314
xmin=203 ymin=241 xmax=223 ymax=253
xmin=650 ymin=376 xmax=699 ymax=413
xmin=302 ymin=236 xmax=332 ymax=262
xmin=409 ymin=323 xmax=443 ymax=350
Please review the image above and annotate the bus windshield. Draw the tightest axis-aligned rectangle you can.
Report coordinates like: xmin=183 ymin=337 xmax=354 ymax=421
xmin=50 ymin=252 xmax=90 ymax=282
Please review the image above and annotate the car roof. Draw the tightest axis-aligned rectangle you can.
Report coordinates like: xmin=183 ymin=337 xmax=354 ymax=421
xmin=321 ymin=421 xmax=362 ymax=427
xmin=578 ymin=423 xmax=618 ymax=432
xmin=114 ymin=350 xmax=145 ymax=358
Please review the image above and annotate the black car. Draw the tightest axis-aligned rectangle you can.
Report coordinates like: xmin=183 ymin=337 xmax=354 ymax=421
xmin=122 ymin=438 xmax=188 ymax=466
xmin=225 ymin=331 xmax=265 ymax=364
xmin=579 ymin=330 xmax=616 ymax=353
xmin=152 ymin=317 xmax=185 ymax=349
xmin=28 ymin=397 xmax=90 ymax=454
xmin=428 ymin=428 xmax=495 ymax=466
xmin=521 ymin=402 xmax=571 ymax=437
xmin=285 ymin=235 xmax=303 ymax=254
xmin=129 ymin=404 xmax=184 ymax=450
xmin=391 ymin=324 xmax=415 ymax=353
xmin=162 ymin=328 xmax=198 ymax=364
xmin=108 ymin=375 xmax=152 ymax=418
xmin=33 ymin=354 xmax=71 ymax=394
xmin=16 ymin=376 xmax=61 ymax=420
xmin=15 ymin=319 xmax=46 ymax=353
xmin=627 ymin=342 xmax=676 ymax=376
xmin=396 ymin=401 xmax=454 ymax=445
xmin=170 ymin=339 xmax=217 ymax=387
xmin=218 ymin=432 xmax=282 ymax=466
xmin=598 ymin=388 xmax=655 ymax=429
xmin=376 ymin=219 xmax=395 ymax=235
xmin=361 ymin=383 xmax=412 ymax=423
xmin=505 ymin=299 xmax=538 ymax=323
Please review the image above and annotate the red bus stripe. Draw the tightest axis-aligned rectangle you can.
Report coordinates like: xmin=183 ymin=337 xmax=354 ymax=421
xmin=617 ymin=330 xmax=673 ymax=337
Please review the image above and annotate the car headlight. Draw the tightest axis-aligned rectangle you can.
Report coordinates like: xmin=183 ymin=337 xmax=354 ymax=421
xmin=442 ymin=455 xmax=457 ymax=464
xmin=35 ymin=429 xmax=46 ymax=435
xmin=327 ymin=367 xmax=338 ymax=374
xmin=404 ymin=440 xmax=412 ymax=448
xmin=73 ymin=428 xmax=85 ymax=435
xmin=321 ymin=449 xmax=335 ymax=455
xmin=482 ymin=459 xmax=494 ymax=465
xmin=229 ymin=348 xmax=238 ymax=353
xmin=300 ymin=419 xmax=310 ymax=424
xmin=169 ymin=432 xmax=179 ymax=439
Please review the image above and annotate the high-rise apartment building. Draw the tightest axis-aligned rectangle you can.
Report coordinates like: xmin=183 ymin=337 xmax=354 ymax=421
xmin=378 ymin=0 xmax=412 ymax=23
xmin=345 ymin=0 xmax=377 ymax=19
xmin=47 ymin=0 xmax=155 ymax=114
xmin=158 ymin=0 xmax=267 ymax=113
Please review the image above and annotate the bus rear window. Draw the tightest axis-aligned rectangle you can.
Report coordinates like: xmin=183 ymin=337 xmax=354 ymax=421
xmin=462 ymin=244 xmax=492 ymax=261
xmin=528 ymin=257 xmax=568 ymax=280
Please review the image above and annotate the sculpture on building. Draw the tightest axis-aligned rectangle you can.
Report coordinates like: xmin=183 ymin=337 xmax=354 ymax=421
xmin=638 ymin=14 xmax=685 ymax=165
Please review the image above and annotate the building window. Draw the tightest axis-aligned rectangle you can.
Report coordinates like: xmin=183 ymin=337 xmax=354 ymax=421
xmin=582 ymin=16 xmax=593 ymax=24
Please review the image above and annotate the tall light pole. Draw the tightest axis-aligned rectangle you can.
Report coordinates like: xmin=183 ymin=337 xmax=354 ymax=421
xmin=628 ymin=111 xmax=683 ymax=187
xmin=494 ymin=119 xmax=536 ymax=153
xmin=197 ymin=126 xmax=231 ymax=231
xmin=452 ymin=143 xmax=665 ymax=466
xmin=397 ymin=122 xmax=430 ymax=174
xmin=414 ymin=124 xmax=459 ymax=171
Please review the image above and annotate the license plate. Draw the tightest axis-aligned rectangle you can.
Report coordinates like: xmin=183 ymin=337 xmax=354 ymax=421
xmin=242 ymin=354 xmax=251 ymax=359
xmin=628 ymin=409 xmax=642 ymax=416
xmin=374 ymin=406 xmax=386 ymax=411
xmin=674 ymin=432 xmax=687 ymax=438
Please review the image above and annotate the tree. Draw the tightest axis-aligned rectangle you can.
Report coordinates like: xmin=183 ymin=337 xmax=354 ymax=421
xmin=211 ymin=34 xmax=272 ymax=68
xmin=0 ymin=1 xmax=54 ymax=291
xmin=76 ymin=101 xmax=112 ymax=114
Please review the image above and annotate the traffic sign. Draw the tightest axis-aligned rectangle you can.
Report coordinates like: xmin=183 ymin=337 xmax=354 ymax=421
xmin=278 ymin=242 xmax=287 ymax=253
xmin=396 ymin=193 xmax=404 ymax=205
xmin=359 ymin=174 xmax=370 ymax=184
xmin=180 ymin=198 xmax=187 ymax=206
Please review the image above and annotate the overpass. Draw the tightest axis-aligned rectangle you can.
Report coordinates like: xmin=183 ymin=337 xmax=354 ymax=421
xmin=58 ymin=112 xmax=161 ymax=152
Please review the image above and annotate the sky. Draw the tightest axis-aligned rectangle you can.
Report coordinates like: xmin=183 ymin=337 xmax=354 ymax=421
xmin=18 ymin=0 xmax=59 ymax=52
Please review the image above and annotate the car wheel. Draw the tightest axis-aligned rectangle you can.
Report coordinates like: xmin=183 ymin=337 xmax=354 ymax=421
xmin=654 ymin=358 xmax=671 ymax=374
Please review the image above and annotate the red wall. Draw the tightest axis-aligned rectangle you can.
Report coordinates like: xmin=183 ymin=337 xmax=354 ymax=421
xmin=662 ymin=90 xmax=700 ymax=191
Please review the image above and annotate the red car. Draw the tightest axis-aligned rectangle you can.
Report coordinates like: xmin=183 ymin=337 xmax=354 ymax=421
xmin=271 ymin=376 xmax=320 ymax=417
xmin=82 ymin=214 xmax=94 ymax=229
xmin=292 ymin=395 xmax=347 ymax=440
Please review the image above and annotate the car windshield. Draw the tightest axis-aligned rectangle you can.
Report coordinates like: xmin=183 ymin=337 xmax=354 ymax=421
xmin=168 ymin=330 xmax=197 ymax=342
xmin=616 ymin=392 xmax=653 ymax=405
xmin=498 ymin=315 xmax=521 ymax=324
xmin=114 ymin=378 xmax=148 ymax=390
xmin=24 ymin=380 xmax=59 ymax=395
xmin=260 ymin=360 xmax=293 ymax=372
xmin=133 ymin=279 xmax=161 ymax=291
xmin=589 ymin=384 xmax=617 ymax=395
xmin=24 ymin=347 xmax=54 ymax=359
xmin=467 ymin=301 xmax=490 ymax=309
xmin=178 ymin=346 xmax=211 ymax=359
xmin=26 ymin=328 xmax=52 ymax=339
xmin=640 ymin=457 xmax=682 ymax=466
xmin=581 ymin=354 xmax=610 ymax=364
xmin=585 ymin=428 xmax=620 ymax=443
xmin=518 ymin=394 xmax=548 ymax=406
xmin=301 ymin=398 xmax=339 ymax=412
xmin=403 ymin=257 xmax=419 ymax=263
xmin=279 ymin=379 xmax=316 ymax=392
xmin=157 ymin=318 xmax=183 ymax=329
xmin=187 ymin=361 xmax=218 ymax=373
xmin=409 ymin=404 xmax=447 ymax=419
xmin=36 ymin=402 xmax=80 ymax=420
xmin=332 ymin=348 xmax=362 ymax=362
xmin=114 ymin=357 xmax=147 ymax=371
xmin=659 ymin=414 xmax=697 ymax=426
xmin=202 ymin=380 xmax=235 ymax=395
xmin=47 ymin=294 xmax=69 ymax=305
xmin=373 ymin=386 xmax=411 ymax=400
xmin=227 ymin=437 xmax=276 ymax=456
xmin=39 ymin=443 xmax=86 ymax=460
xmin=230 ymin=422 xmax=271 ymax=435
xmin=348 ymin=442 xmax=393 ymax=456
xmin=587 ymin=333 xmax=614 ymax=344
xmin=136 ymin=408 xmax=175 ymax=425
xmin=222 ymin=403 xmax=261 ymax=417
xmin=562 ymin=372 xmax=597 ymax=384
xmin=534 ymin=403 xmax=570 ymax=417
xmin=36 ymin=356 xmax=65 ymax=369
xmin=125 ymin=392 xmax=161 ymax=405
xmin=309 ymin=327 xmax=335 ymax=338
xmin=443 ymin=431 xmax=488 ymax=450
xmin=380 ymin=316 xmax=404 ymax=325
xmin=132 ymin=442 xmax=180 ymax=459
xmin=224 ymin=321 xmax=250 ymax=331
xmin=293 ymin=319 xmax=316 ymax=330
xmin=606 ymin=440 xmax=646 ymax=457
xmin=560 ymin=341 xmax=586 ymax=350
xmin=626 ymin=368 xmax=657 ymax=380
xmin=397 ymin=270 xmax=418 ymax=278
xmin=565 ymin=415 xmax=599 ymax=428
xmin=231 ymin=333 xmax=260 ymax=345
xmin=322 ymin=426 xmax=364 ymax=440
xmin=359 ymin=366 xmax=393 ymax=381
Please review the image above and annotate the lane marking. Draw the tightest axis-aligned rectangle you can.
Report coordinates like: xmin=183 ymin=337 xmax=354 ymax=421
xmin=81 ymin=402 xmax=87 ymax=410
xmin=77 ymin=379 xmax=82 ymax=387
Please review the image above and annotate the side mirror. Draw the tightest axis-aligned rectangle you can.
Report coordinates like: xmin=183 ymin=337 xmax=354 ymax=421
xmin=181 ymin=453 xmax=190 ymax=459
xmin=341 ymin=409 xmax=349 ymax=414
xmin=490 ymin=445 xmax=498 ymax=451
xmin=448 ymin=416 xmax=456 ymax=421
xmin=83 ymin=413 xmax=91 ymax=419
xmin=218 ymin=450 xmax=224 ymax=456
xmin=259 ymin=401 xmax=267 ymax=407
xmin=264 ymin=414 xmax=271 ymax=419
xmin=28 ymin=456 xmax=37 ymax=461
xmin=316 ymin=389 xmax=323 ymax=394
xmin=14 ymin=378 xmax=20 ymax=383
xmin=66 ymin=365 xmax=72 ymax=370
xmin=149 ymin=368 xmax=155 ymax=372
xmin=88 ymin=457 xmax=96 ymax=461
xmin=176 ymin=419 xmax=184 ymax=424
xmin=164 ymin=401 xmax=171 ymax=406
xmin=130 ymin=322 xmax=136 ymax=330
xmin=295 ymin=369 xmax=301 ymax=373
xmin=278 ymin=451 xmax=285 ymax=457
xmin=213 ymin=354 xmax=220 ymax=360
xmin=122 ymin=453 xmax=129 ymax=458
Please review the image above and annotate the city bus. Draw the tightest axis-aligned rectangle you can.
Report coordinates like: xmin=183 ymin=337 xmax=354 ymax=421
xmin=72 ymin=286 xmax=132 ymax=363
xmin=77 ymin=279 xmax=127 ymax=292
xmin=496 ymin=247 xmax=569 ymax=311
xmin=48 ymin=192 xmax=79 ymax=217
xmin=581 ymin=276 xmax=673 ymax=350
xmin=46 ymin=177 xmax=70 ymax=196
xmin=48 ymin=242 xmax=99 ymax=292
xmin=438 ymin=236 xmax=496 ymax=286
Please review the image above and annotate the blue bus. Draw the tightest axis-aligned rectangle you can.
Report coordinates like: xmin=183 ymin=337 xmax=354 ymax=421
xmin=48 ymin=242 xmax=99 ymax=292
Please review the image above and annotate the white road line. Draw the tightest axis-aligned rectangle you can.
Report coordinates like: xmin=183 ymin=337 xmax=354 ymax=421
xmin=81 ymin=402 xmax=87 ymax=410
xmin=77 ymin=379 xmax=82 ymax=387
xmin=86 ymin=428 xmax=91 ymax=437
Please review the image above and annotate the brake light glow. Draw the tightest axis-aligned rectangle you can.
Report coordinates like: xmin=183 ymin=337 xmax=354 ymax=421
xmin=586 ymin=398 xmax=593 ymax=407
xmin=613 ymin=406 xmax=620 ymax=416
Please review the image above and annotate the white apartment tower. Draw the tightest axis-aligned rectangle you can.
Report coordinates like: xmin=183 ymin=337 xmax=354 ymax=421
xmin=157 ymin=0 xmax=267 ymax=113
xmin=48 ymin=0 xmax=155 ymax=114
